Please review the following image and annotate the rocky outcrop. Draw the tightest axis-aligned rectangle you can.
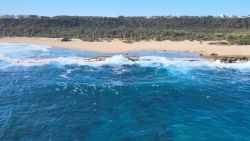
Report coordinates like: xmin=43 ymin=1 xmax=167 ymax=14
xmin=204 ymin=53 xmax=250 ymax=63
xmin=86 ymin=54 xmax=249 ymax=64
xmin=219 ymin=56 xmax=249 ymax=63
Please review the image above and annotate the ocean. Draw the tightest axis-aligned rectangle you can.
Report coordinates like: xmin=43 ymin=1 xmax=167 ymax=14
xmin=0 ymin=43 xmax=250 ymax=141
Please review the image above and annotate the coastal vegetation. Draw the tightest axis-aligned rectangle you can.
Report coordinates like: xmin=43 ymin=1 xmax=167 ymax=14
xmin=0 ymin=16 xmax=249 ymax=44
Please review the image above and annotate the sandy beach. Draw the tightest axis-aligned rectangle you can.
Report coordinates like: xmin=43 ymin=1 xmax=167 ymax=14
xmin=0 ymin=37 xmax=250 ymax=56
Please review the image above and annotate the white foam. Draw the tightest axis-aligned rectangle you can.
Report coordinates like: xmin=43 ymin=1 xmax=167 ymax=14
xmin=1 ymin=42 xmax=51 ymax=50
xmin=0 ymin=43 xmax=51 ymax=63
xmin=0 ymin=43 xmax=51 ymax=54
xmin=0 ymin=55 xmax=249 ymax=71
xmin=0 ymin=43 xmax=250 ymax=71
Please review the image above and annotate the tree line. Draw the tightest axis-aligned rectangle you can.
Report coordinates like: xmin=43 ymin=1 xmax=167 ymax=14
xmin=0 ymin=16 xmax=249 ymax=44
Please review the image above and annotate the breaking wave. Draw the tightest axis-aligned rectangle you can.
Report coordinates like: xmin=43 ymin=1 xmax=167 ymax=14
xmin=1 ymin=43 xmax=250 ymax=140
xmin=0 ymin=43 xmax=250 ymax=71
xmin=1 ymin=55 xmax=250 ymax=71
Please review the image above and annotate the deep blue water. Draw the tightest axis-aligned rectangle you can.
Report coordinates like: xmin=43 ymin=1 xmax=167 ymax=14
xmin=0 ymin=43 xmax=250 ymax=141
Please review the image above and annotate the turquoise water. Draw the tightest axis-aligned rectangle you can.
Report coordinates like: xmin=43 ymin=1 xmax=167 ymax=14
xmin=0 ymin=43 xmax=250 ymax=141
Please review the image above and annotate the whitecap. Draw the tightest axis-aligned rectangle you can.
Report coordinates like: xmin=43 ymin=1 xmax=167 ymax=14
xmin=0 ymin=55 xmax=249 ymax=72
xmin=0 ymin=43 xmax=250 ymax=72
xmin=0 ymin=43 xmax=51 ymax=60
xmin=0 ymin=43 xmax=51 ymax=52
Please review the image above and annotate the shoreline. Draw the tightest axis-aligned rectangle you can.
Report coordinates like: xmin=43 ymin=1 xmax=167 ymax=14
xmin=1 ymin=37 xmax=250 ymax=57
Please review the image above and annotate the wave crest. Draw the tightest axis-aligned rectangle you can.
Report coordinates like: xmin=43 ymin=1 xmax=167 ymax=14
xmin=0 ymin=43 xmax=250 ymax=71
xmin=0 ymin=55 xmax=250 ymax=71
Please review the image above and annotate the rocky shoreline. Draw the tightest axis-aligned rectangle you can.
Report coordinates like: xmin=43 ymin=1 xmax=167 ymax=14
xmin=13 ymin=54 xmax=249 ymax=65
xmin=89 ymin=55 xmax=150 ymax=62
xmin=87 ymin=54 xmax=250 ymax=64
xmin=202 ymin=54 xmax=250 ymax=63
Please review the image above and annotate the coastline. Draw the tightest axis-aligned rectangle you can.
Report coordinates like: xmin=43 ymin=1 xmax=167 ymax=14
xmin=1 ymin=37 xmax=250 ymax=57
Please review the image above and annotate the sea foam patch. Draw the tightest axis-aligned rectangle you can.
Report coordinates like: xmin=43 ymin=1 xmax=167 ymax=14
xmin=0 ymin=43 xmax=250 ymax=72
xmin=0 ymin=43 xmax=51 ymax=58
xmin=0 ymin=55 xmax=250 ymax=72
xmin=0 ymin=43 xmax=51 ymax=53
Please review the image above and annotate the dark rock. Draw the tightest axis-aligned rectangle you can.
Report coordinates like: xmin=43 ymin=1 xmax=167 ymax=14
xmin=217 ymin=56 xmax=249 ymax=63
xmin=126 ymin=56 xmax=140 ymax=62
xmin=210 ymin=53 xmax=218 ymax=56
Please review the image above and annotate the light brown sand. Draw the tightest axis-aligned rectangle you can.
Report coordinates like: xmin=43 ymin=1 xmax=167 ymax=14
xmin=1 ymin=37 xmax=250 ymax=56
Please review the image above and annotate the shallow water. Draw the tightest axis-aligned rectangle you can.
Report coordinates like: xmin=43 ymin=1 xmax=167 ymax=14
xmin=0 ymin=43 xmax=250 ymax=141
